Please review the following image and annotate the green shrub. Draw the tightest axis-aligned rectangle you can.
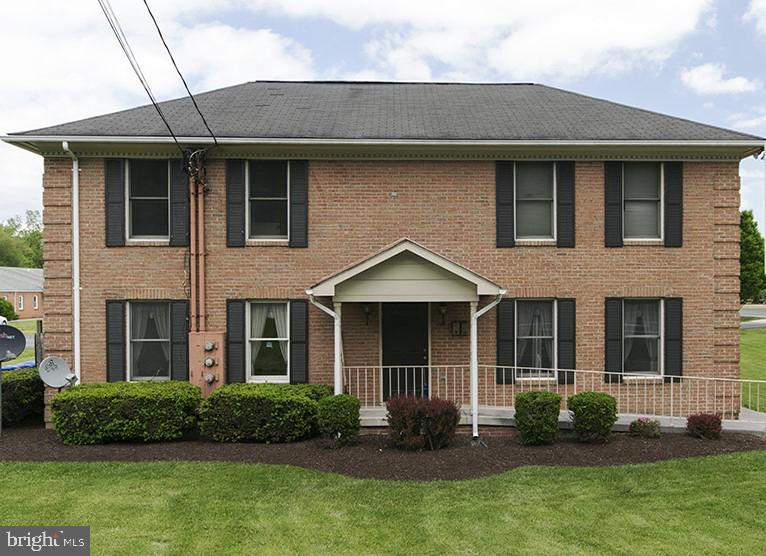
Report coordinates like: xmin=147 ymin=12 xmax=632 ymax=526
xmin=687 ymin=413 xmax=722 ymax=439
xmin=200 ymin=384 xmax=321 ymax=443
xmin=567 ymin=392 xmax=618 ymax=443
xmin=629 ymin=416 xmax=661 ymax=438
xmin=386 ymin=396 xmax=461 ymax=450
xmin=514 ymin=391 xmax=561 ymax=445
xmin=317 ymin=394 xmax=360 ymax=447
xmin=285 ymin=383 xmax=333 ymax=402
xmin=0 ymin=298 xmax=18 ymax=321
xmin=1 ymin=368 xmax=44 ymax=426
xmin=51 ymin=381 xmax=201 ymax=445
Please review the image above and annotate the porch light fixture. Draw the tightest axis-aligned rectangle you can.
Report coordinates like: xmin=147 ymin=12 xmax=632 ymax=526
xmin=439 ymin=302 xmax=447 ymax=324
xmin=363 ymin=303 xmax=372 ymax=325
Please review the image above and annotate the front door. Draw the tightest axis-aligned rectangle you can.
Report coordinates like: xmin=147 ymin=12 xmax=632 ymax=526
xmin=382 ymin=302 xmax=429 ymax=400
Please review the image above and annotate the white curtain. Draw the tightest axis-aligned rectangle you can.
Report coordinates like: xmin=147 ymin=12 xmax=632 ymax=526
xmin=272 ymin=303 xmax=289 ymax=362
xmin=624 ymin=302 xmax=659 ymax=373
xmin=250 ymin=303 xmax=270 ymax=360
xmin=153 ymin=303 xmax=171 ymax=363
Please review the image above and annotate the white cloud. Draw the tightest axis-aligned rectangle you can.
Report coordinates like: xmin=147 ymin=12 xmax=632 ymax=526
xmin=680 ymin=63 xmax=761 ymax=94
xmin=244 ymin=0 xmax=713 ymax=81
xmin=744 ymin=0 xmax=766 ymax=35
xmin=731 ymin=108 xmax=766 ymax=130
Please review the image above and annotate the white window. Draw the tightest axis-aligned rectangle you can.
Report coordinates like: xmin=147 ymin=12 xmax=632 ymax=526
xmin=515 ymin=162 xmax=556 ymax=240
xmin=515 ymin=300 xmax=557 ymax=379
xmin=17 ymin=295 xmax=24 ymax=311
xmin=247 ymin=301 xmax=290 ymax=382
xmin=127 ymin=159 xmax=170 ymax=240
xmin=128 ymin=301 xmax=171 ymax=380
xmin=623 ymin=299 xmax=663 ymax=376
xmin=624 ymin=162 xmax=663 ymax=240
xmin=33 ymin=295 xmax=39 ymax=310
xmin=247 ymin=161 xmax=289 ymax=240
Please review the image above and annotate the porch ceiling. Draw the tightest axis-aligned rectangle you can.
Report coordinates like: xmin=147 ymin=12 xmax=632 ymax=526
xmin=308 ymin=238 xmax=505 ymax=302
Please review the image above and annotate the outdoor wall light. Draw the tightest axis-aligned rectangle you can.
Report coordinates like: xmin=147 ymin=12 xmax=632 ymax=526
xmin=363 ymin=304 xmax=372 ymax=325
xmin=439 ymin=302 xmax=447 ymax=325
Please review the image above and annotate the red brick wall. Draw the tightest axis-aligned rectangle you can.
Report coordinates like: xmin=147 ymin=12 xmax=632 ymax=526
xmin=42 ymin=158 xmax=740 ymax=392
xmin=0 ymin=291 xmax=43 ymax=320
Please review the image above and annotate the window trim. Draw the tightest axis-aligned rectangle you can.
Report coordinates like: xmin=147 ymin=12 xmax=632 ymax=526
xmin=246 ymin=300 xmax=290 ymax=383
xmin=32 ymin=295 xmax=38 ymax=310
xmin=514 ymin=299 xmax=558 ymax=380
xmin=125 ymin=159 xmax=171 ymax=242
xmin=126 ymin=301 xmax=172 ymax=382
xmin=622 ymin=298 xmax=664 ymax=377
xmin=513 ymin=161 xmax=557 ymax=242
xmin=17 ymin=295 xmax=24 ymax=311
xmin=622 ymin=162 xmax=664 ymax=241
xmin=245 ymin=161 xmax=291 ymax=242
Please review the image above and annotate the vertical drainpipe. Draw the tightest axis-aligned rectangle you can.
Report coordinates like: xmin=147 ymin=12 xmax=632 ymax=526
xmin=306 ymin=290 xmax=342 ymax=394
xmin=470 ymin=291 xmax=506 ymax=439
xmin=62 ymin=142 xmax=80 ymax=382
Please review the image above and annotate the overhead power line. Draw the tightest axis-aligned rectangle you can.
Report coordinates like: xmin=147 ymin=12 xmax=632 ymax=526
xmin=96 ymin=0 xmax=183 ymax=154
xmin=142 ymin=0 xmax=219 ymax=146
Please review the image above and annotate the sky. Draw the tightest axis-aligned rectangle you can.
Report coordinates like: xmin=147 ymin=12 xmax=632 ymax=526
xmin=1 ymin=0 xmax=764 ymax=231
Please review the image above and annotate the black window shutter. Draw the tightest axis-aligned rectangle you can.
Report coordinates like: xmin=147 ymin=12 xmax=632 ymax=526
xmin=106 ymin=300 xmax=126 ymax=382
xmin=169 ymin=159 xmax=189 ymax=247
xmin=289 ymin=300 xmax=309 ymax=384
xmin=170 ymin=300 xmax=189 ymax=381
xmin=226 ymin=300 xmax=246 ymax=383
xmin=496 ymin=162 xmax=515 ymax=247
xmin=557 ymin=299 xmax=576 ymax=385
xmin=604 ymin=298 xmax=623 ymax=383
xmin=105 ymin=159 xmax=125 ymax=247
xmin=289 ymin=160 xmax=309 ymax=248
xmin=664 ymin=162 xmax=683 ymax=247
xmin=556 ymin=162 xmax=576 ymax=248
xmin=604 ymin=162 xmax=623 ymax=248
xmin=226 ymin=160 xmax=246 ymax=247
xmin=664 ymin=298 xmax=683 ymax=382
xmin=496 ymin=298 xmax=515 ymax=384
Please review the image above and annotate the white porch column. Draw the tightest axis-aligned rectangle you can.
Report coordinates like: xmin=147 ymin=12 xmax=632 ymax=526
xmin=333 ymin=302 xmax=343 ymax=395
xmin=469 ymin=301 xmax=479 ymax=438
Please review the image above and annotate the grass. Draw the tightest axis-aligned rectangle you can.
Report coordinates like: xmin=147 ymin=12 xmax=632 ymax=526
xmin=741 ymin=328 xmax=766 ymax=382
xmin=741 ymin=316 xmax=764 ymax=322
xmin=9 ymin=319 xmax=41 ymax=334
xmin=1 ymin=454 xmax=766 ymax=555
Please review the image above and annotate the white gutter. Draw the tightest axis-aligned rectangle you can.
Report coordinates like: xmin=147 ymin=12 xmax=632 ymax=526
xmin=470 ymin=290 xmax=506 ymax=439
xmin=62 ymin=141 xmax=81 ymax=383
xmin=306 ymin=290 xmax=342 ymax=395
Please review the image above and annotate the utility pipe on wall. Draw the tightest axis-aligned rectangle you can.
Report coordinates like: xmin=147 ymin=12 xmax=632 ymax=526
xmin=470 ymin=290 xmax=506 ymax=439
xmin=62 ymin=142 xmax=81 ymax=382
xmin=306 ymin=290 xmax=342 ymax=394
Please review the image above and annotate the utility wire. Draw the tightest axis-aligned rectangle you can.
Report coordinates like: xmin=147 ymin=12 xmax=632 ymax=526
xmin=142 ymin=0 xmax=219 ymax=145
xmin=96 ymin=0 xmax=184 ymax=154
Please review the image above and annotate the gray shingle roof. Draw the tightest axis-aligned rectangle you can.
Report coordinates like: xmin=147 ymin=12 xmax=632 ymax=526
xmin=10 ymin=81 xmax=763 ymax=142
xmin=0 ymin=267 xmax=43 ymax=293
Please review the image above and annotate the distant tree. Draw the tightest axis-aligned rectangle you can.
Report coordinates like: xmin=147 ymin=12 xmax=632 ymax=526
xmin=740 ymin=210 xmax=766 ymax=303
xmin=0 ymin=298 xmax=18 ymax=321
xmin=0 ymin=210 xmax=42 ymax=268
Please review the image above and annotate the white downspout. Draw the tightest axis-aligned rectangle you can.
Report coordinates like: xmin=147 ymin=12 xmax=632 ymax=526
xmin=470 ymin=290 xmax=506 ymax=439
xmin=62 ymin=142 xmax=81 ymax=383
xmin=306 ymin=290 xmax=342 ymax=395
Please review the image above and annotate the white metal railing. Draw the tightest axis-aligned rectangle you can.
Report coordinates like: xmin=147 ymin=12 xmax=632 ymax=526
xmin=342 ymin=364 xmax=766 ymax=422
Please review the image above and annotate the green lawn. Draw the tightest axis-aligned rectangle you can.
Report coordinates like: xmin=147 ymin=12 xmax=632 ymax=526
xmin=741 ymin=316 xmax=764 ymax=322
xmin=1 ymin=454 xmax=766 ymax=554
xmin=8 ymin=319 xmax=41 ymax=334
xmin=741 ymin=328 xmax=766 ymax=381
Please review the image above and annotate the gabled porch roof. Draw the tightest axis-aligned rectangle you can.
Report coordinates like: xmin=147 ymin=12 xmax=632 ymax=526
xmin=308 ymin=239 xmax=505 ymax=302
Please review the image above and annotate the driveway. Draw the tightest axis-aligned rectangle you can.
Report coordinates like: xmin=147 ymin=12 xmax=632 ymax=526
xmin=741 ymin=305 xmax=766 ymax=329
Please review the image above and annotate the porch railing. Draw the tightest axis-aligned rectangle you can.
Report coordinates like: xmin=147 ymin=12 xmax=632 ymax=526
xmin=342 ymin=365 xmax=766 ymax=422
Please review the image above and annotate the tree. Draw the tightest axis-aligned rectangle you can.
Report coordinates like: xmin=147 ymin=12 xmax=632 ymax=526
xmin=0 ymin=298 xmax=18 ymax=321
xmin=740 ymin=210 xmax=766 ymax=303
xmin=0 ymin=210 xmax=42 ymax=268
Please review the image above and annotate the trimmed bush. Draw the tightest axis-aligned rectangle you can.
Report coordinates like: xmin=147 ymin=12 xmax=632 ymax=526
xmin=514 ymin=391 xmax=561 ymax=445
xmin=1 ymin=368 xmax=44 ymax=427
xmin=286 ymin=384 xmax=333 ymax=402
xmin=386 ymin=396 xmax=461 ymax=450
xmin=687 ymin=413 xmax=722 ymax=439
xmin=51 ymin=381 xmax=201 ymax=445
xmin=317 ymin=394 xmax=360 ymax=447
xmin=629 ymin=416 xmax=661 ymax=438
xmin=567 ymin=392 xmax=618 ymax=443
xmin=200 ymin=384 xmax=320 ymax=443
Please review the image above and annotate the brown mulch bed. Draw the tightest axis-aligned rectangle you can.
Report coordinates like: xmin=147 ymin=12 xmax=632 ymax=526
xmin=1 ymin=427 xmax=765 ymax=481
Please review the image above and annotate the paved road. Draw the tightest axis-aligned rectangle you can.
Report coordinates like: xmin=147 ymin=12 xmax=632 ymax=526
xmin=742 ymin=319 xmax=766 ymax=330
xmin=740 ymin=305 xmax=766 ymax=329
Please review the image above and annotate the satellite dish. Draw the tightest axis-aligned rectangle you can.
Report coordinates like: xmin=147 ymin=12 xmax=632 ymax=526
xmin=0 ymin=325 xmax=26 ymax=362
xmin=38 ymin=356 xmax=76 ymax=388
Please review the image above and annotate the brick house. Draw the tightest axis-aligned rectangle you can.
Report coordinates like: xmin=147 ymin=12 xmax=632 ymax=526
xmin=0 ymin=266 xmax=44 ymax=320
xmin=3 ymin=81 xmax=763 ymax=434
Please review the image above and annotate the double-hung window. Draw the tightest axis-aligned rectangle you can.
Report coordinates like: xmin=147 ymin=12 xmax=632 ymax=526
xmin=127 ymin=159 xmax=170 ymax=240
xmin=515 ymin=162 xmax=555 ymax=240
xmin=623 ymin=162 xmax=662 ymax=240
xmin=33 ymin=295 xmax=39 ymax=310
xmin=128 ymin=301 xmax=171 ymax=380
xmin=623 ymin=299 xmax=662 ymax=376
xmin=17 ymin=295 xmax=24 ymax=311
xmin=248 ymin=161 xmax=289 ymax=240
xmin=516 ymin=300 xmax=556 ymax=379
xmin=248 ymin=301 xmax=290 ymax=382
